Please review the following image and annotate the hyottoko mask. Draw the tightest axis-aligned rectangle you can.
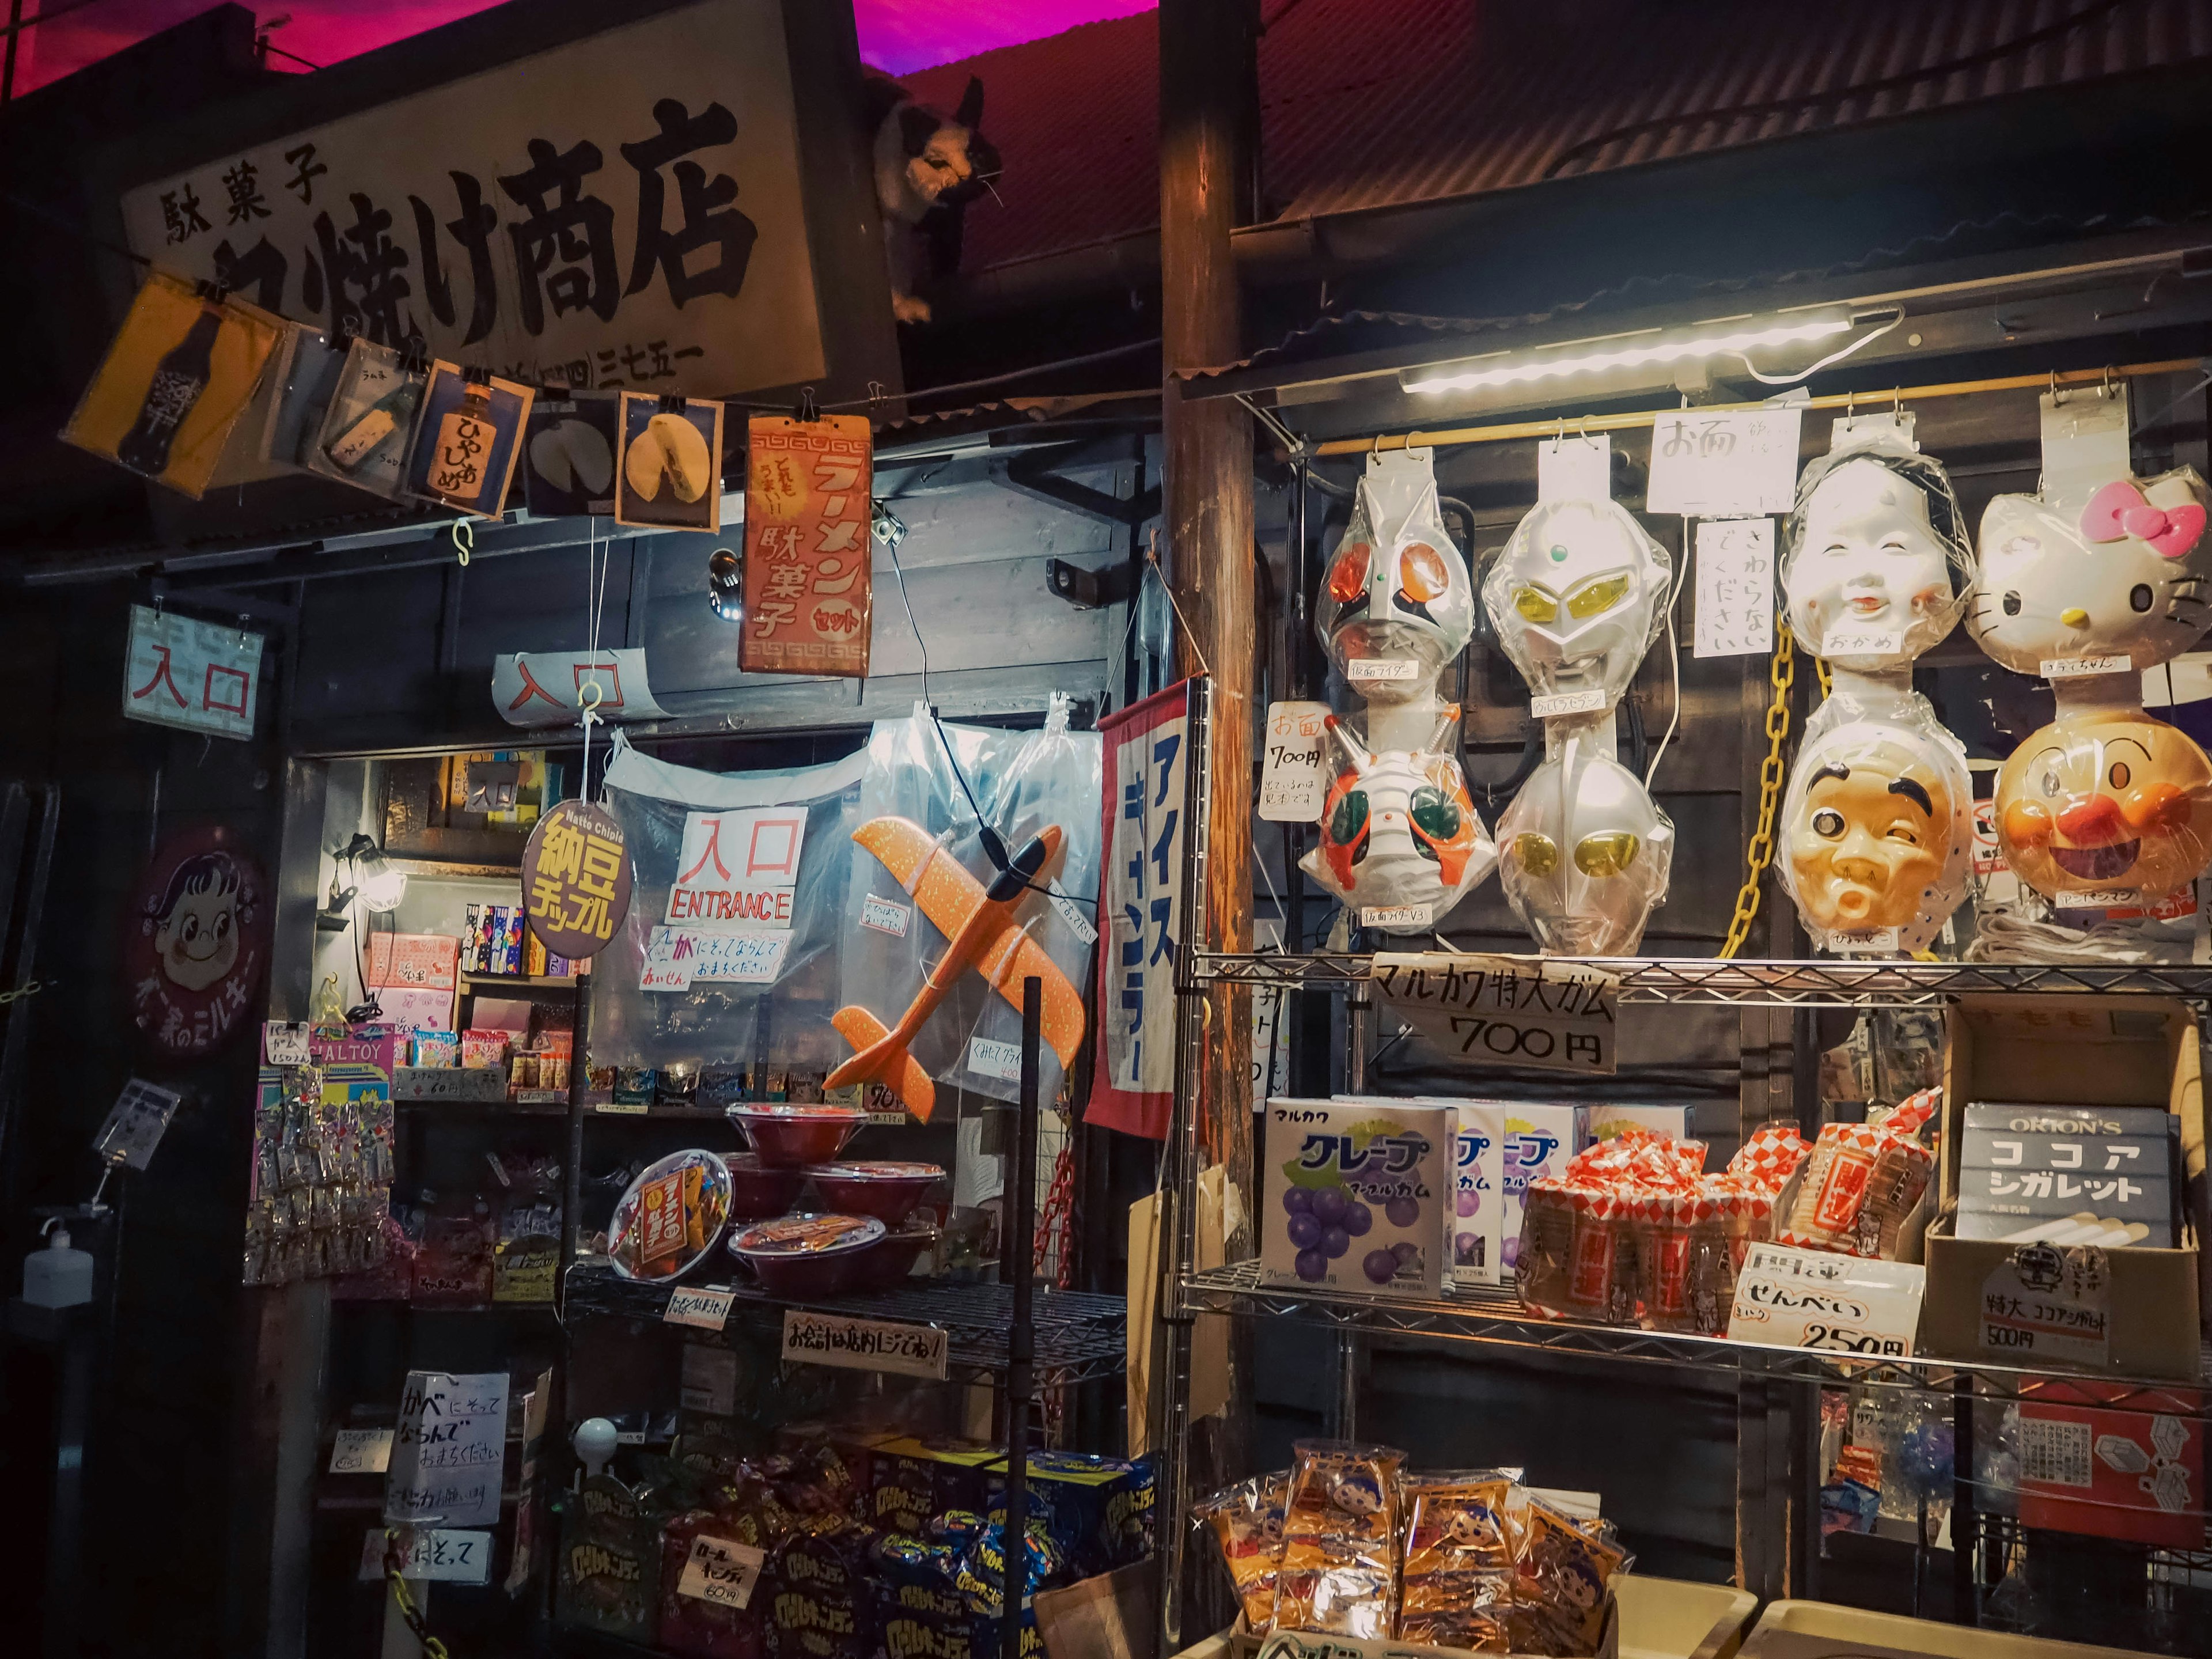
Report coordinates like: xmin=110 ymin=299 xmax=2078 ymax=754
xmin=1783 ymin=440 xmax=1971 ymax=671
xmin=1496 ymin=732 xmax=1673 ymax=956
xmin=1317 ymin=449 xmax=1475 ymax=700
xmin=1299 ymin=711 xmax=1496 ymax=933
xmin=1995 ymin=706 xmax=2212 ymax=903
xmin=1483 ymin=498 xmax=1671 ymax=709
xmin=1781 ymin=710 xmax=1971 ymax=952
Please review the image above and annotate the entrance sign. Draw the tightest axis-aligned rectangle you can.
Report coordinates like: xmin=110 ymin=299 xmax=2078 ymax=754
xmin=123 ymin=604 xmax=264 ymax=739
xmin=493 ymin=649 xmax=668 ymax=728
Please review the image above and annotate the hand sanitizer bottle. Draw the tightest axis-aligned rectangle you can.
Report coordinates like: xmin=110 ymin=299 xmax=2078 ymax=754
xmin=24 ymin=1219 xmax=92 ymax=1309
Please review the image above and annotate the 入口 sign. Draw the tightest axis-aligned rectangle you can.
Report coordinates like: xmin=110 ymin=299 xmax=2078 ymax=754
xmin=493 ymin=649 xmax=668 ymax=728
xmin=1371 ymin=950 xmax=1619 ymax=1075
xmin=668 ymin=806 xmax=807 ymax=924
xmin=123 ymin=604 xmax=263 ymax=739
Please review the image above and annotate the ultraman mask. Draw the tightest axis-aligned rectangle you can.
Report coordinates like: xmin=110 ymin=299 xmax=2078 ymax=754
xmin=1995 ymin=706 xmax=2212 ymax=903
xmin=1783 ymin=446 xmax=1969 ymax=671
xmin=1972 ymin=467 xmax=2212 ymax=676
xmin=1317 ymin=449 xmax=1475 ymax=700
xmin=1781 ymin=718 xmax=1970 ymax=952
xmin=1495 ymin=737 xmax=1673 ymax=956
xmin=1298 ymin=715 xmax=1497 ymax=933
xmin=1483 ymin=498 xmax=1671 ymax=707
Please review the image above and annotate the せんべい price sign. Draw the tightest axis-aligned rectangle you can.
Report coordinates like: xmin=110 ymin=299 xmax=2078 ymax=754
xmin=521 ymin=799 xmax=631 ymax=961
xmin=740 ymin=413 xmax=873 ymax=678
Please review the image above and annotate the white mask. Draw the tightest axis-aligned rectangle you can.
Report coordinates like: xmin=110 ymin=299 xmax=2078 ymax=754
xmin=1483 ymin=498 xmax=1671 ymax=710
xmin=1783 ymin=448 xmax=1969 ymax=671
xmin=1496 ymin=730 xmax=1673 ymax=956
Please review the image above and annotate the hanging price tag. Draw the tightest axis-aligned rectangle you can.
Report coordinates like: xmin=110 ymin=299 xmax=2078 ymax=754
xmin=1259 ymin=700 xmax=1331 ymax=822
xmin=1537 ymin=434 xmax=1612 ymax=502
xmin=264 ymin=1022 xmax=312 ymax=1066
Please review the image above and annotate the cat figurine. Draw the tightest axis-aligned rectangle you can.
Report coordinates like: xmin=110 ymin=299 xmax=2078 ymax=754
xmin=865 ymin=74 xmax=1001 ymax=325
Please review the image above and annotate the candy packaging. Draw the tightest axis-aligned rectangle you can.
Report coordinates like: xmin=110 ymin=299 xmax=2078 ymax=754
xmin=1274 ymin=1440 xmax=1406 ymax=1638
xmin=1399 ymin=1471 xmax=1518 ymax=1650
xmin=1194 ymin=1473 xmax=1287 ymax=1634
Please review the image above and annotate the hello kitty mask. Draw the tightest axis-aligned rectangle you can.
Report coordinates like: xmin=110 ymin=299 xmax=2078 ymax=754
xmin=1783 ymin=435 xmax=1972 ymax=672
xmin=1483 ymin=498 xmax=1672 ymax=710
xmin=1496 ymin=726 xmax=1673 ymax=956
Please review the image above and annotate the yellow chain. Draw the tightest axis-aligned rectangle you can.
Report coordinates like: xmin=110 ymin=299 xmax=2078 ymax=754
xmin=385 ymin=1533 xmax=453 ymax=1659
xmin=1719 ymin=618 xmax=1796 ymax=960
xmin=0 ymin=980 xmax=42 ymax=1006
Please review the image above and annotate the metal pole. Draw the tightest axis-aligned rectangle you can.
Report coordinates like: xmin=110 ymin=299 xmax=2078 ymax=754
xmin=559 ymin=979 xmax=588 ymax=1311
xmin=1001 ymin=977 xmax=1042 ymax=1659
xmin=1331 ymin=980 xmax=1371 ymax=1443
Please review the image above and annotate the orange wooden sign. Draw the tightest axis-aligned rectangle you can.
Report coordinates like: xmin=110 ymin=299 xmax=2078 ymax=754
xmin=738 ymin=412 xmax=873 ymax=678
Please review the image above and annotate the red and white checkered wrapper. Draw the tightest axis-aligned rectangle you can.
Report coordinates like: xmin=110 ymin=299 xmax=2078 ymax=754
xmin=1727 ymin=1123 xmax=1809 ymax=1195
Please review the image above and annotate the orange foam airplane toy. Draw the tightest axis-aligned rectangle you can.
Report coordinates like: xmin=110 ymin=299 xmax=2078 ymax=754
xmin=827 ymin=816 xmax=1087 ymax=1122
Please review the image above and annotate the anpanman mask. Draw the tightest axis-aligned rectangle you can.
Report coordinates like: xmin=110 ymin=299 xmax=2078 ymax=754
xmin=1994 ymin=707 xmax=2212 ymax=903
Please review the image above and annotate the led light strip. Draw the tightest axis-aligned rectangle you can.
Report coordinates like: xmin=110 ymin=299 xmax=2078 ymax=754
xmin=1401 ymin=317 xmax=1854 ymax=395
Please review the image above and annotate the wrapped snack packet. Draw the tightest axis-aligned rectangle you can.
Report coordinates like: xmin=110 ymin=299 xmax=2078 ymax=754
xmin=1779 ymin=1118 xmax=1932 ymax=1259
xmin=1728 ymin=1123 xmax=1809 ymax=1194
xmin=1194 ymin=1473 xmax=1286 ymax=1634
xmin=1508 ymin=1498 xmax=1631 ymax=1657
xmin=1275 ymin=1440 xmax=1406 ymax=1637
xmin=1399 ymin=1471 xmax=1517 ymax=1650
xmin=1514 ymin=1181 xmax=1581 ymax=1319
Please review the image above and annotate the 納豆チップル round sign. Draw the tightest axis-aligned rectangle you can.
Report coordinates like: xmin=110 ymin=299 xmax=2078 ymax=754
xmin=521 ymin=799 xmax=631 ymax=961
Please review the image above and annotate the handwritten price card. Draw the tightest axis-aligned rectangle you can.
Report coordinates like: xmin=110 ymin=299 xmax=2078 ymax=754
xmin=1692 ymin=518 xmax=1775 ymax=658
xmin=1259 ymin=700 xmax=1331 ymax=823
xmin=1646 ymin=407 xmax=1803 ymax=517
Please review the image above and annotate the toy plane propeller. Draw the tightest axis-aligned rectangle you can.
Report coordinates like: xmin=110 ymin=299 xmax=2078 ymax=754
xmin=827 ymin=816 xmax=1086 ymax=1122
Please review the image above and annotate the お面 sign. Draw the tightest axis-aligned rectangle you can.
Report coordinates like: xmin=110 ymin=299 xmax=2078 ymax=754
xmin=123 ymin=604 xmax=264 ymax=740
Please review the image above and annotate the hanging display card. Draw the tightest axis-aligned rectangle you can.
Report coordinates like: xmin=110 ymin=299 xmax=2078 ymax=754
xmin=522 ymin=396 xmax=620 ymax=517
xmin=305 ymin=339 xmax=427 ymax=501
xmin=402 ymin=362 xmax=532 ymax=518
xmin=1645 ymin=407 xmax=1804 ymax=517
xmin=1370 ymin=950 xmax=1619 ymax=1075
xmin=521 ymin=800 xmax=633 ymax=961
xmin=1258 ymin=700 xmax=1331 ymax=823
xmin=90 ymin=1078 xmax=182 ymax=1170
xmin=616 ymin=393 xmax=725 ymax=531
xmin=1692 ymin=518 xmax=1776 ymax=658
xmin=384 ymin=1370 xmax=509 ymax=1528
xmin=122 ymin=603 xmax=264 ymax=739
xmin=492 ymin=649 xmax=668 ymax=728
xmin=1537 ymin=433 xmax=1612 ymax=502
xmin=739 ymin=412 xmax=874 ymax=678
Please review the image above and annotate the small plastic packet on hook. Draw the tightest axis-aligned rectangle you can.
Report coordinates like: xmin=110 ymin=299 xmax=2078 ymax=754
xmin=304 ymin=338 xmax=430 ymax=501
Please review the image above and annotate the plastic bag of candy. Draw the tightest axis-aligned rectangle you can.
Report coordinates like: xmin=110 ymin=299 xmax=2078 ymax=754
xmin=1399 ymin=1470 xmax=1518 ymax=1650
xmin=1275 ymin=1439 xmax=1406 ymax=1637
xmin=1193 ymin=1472 xmax=1287 ymax=1634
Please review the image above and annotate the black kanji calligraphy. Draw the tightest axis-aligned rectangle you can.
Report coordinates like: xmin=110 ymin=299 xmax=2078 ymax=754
xmin=283 ymin=143 xmax=327 ymax=204
xmin=410 ymin=171 xmax=499 ymax=346
xmin=161 ymin=186 xmax=210 ymax=244
xmin=499 ymin=138 xmax=619 ymax=334
xmin=304 ymin=192 xmax=414 ymax=346
xmin=619 ymin=98 xmax=755 ymax=305
xmin=222 ymin=160 xmax=270 ymax=224
xmin=213 ymin=235 xmax=287 ymax=311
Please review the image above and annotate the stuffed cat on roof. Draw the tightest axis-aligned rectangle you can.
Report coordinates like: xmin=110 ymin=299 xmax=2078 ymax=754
xmin=865 ymin=74 xmax=1001 ymax=325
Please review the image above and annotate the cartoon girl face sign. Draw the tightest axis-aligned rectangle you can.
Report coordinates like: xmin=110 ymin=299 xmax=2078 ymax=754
xmin=126 ymin=827 xmax=267 ymax=1056
xmin=151 ymin=853 xmax=242 ymax=991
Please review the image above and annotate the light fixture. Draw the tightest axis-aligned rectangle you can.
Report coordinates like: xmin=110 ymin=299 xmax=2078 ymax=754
xmin=317 ymin=833 xmax=406 ymax=930
xmin=706 ymin=547 xmax=743 ymax=623
xmin=1399 ymin=315 xmax=1855 ymax=396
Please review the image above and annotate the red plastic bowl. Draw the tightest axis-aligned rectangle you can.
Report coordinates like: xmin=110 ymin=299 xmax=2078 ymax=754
xmin=728 ymin=1213 xmax=885 ymax=1296
xmin=726 ymin=1104 xmax=868 ymax=1168
xmin=806 ymin=1161 xmax=944 ymax=1226
xmin=725 ymin=1154 xmax=806 ymax=1222
xmin=850 ymin=1224 xmax=938 ymax=1292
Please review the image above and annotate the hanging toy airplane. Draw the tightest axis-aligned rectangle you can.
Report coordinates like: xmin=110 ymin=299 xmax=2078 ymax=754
xmin=827 ymin=817 xmax=1087 ymax=1121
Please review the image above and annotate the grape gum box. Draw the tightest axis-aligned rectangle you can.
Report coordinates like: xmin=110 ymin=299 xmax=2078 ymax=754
xmin=1450 ymin=1103 xmax=1506 ymax=1287
xmin=1263 ymin=1098 xmax=1449 ymax=1297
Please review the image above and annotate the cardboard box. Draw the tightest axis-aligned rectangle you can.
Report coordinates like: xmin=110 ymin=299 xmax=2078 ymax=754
xmin=1265 ymin=1098 xmax=1450 ymax=1296
xmin=2016 ymin=1384 xmax=2205 ymax=1548
xmin=1451 ymin=1103 xmax=1507 ymax=1288
xmin=1922 ymin=995 xmax=2202 ymax=1380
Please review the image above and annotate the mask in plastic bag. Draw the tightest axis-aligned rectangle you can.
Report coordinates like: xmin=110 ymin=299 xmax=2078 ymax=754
xmin=1972 ymin=465 xmax=2212 ymax=677
xmin=1316 ymin=449 xmax=1475 ymax=704
xmin=1298 ymin=709 xmax=1495 ymax=933
xmin=1496 ymin=726 xmax=1673 ymax=956
xmin=1783 ymin=432 xmax=1972 ymax=672
xmin=1780 ymin=692 xmax=1972 ymax=953
xmin=1993 ymin=703 xmax=2212 ymax=905
xmin=1483 ymin=498 xmax=1671 ymax=710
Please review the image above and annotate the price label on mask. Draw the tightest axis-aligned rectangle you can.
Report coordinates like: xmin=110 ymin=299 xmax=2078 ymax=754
xmin=1259 ymin=700 xmax=1331 ymax=823
xmin=2042 ymin=656 xmax=2133 ymax=680
xmin=1529 ymin=688 xmax=1609 ymax=720
xmin=1346 ymin=658 xmax=1419 ymax=683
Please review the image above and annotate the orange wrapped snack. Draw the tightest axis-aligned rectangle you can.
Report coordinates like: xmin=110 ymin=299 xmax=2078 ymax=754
xmin=1274 ymin=1440 xmax=1405 ymax=1637
xmin=1778 ymin=1092 xmax=1935 ymax=1260
xmin=1398 ymin=1471 xmax=1517 ymax=1650
xmin=1194 ymin=1474 xmax=1286 ymax=1634
xmin=1506 ymin=1498 xmax=1630 ymax=1657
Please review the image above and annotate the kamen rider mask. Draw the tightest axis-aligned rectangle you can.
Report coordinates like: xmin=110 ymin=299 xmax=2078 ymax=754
xmin=1495 ymin=729 xmax=1673 ymax=956
xmin=1483 ymin=498 xmax=1672 ymax=709
xmin=1298 ymin=710 xmax=1497 ymax=932
xmin=1316 ymin=448 xmax=1476 ymax=700
xmin=1783 ymin=438 xmax=1972 ymax=673
xmin=1780 ymin=703 xmax=1972 ymax=953
xmin=1993 ymin=704 xmax=2212 ymax=904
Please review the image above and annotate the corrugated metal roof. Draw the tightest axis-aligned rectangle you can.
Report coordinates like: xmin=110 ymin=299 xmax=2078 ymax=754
xmin=901 ymin=0 xmax=2212 ymax=273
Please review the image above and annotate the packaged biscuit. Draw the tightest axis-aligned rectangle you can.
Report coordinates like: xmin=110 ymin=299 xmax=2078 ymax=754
xmin=1275 ymin=1440 xmax=1406 ymax=1637
xmin=1194 ymin=1472 xmax=1287 ymax=1633
xmin=1778 ymin=1097 xmax=1934 ymax=1260
xmin=1506 ymin=1498 xmax=1631 ymax=1657
xmin=1399 ymin=1471 xmax=1517 ymax=1649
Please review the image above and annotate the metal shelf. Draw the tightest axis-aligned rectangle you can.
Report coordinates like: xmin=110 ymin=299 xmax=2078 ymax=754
xmin=564 ymin=1263 xmax=1126 ymax=1390
xmin=1181 ymin=1260 xmax=2211 ymax=1411
xmin=1185 ymin=952 xmax=2212 ymax=1007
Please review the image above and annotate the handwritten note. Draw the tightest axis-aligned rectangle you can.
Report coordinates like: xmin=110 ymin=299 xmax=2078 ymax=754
xmin=677 ymin=1535 xmax=766 ymax=1608
xmin=264 ymin=1022 xmax=312 ymax=1066
xmin=358 ymin=1528 xmax=494 ymax=1585
xmin=968 ymin=1035 xmax=1022 ymax=1082
xmin=782 ymin=1310 xmax=950 ymax=1379
xmin=664 ymin=1286 xmax=735 ymax=1331
xmin=385 ymin=1370 xmax=509 ymax=1527
xmin=1646 ymin=408 xmax=1803 ymax=517
xmin=1259 ymin=700 xmax=1331 ymax=823
xmin=1693 ymin=518 xmax=1775 ymax=658
xmin=1371 ymin=950 xmax=1619 ymax=1076
xmin=331 ymin=1427 xmax=395 ymax=1475
xmin=642 ymin=924 xmax=790 ymax=988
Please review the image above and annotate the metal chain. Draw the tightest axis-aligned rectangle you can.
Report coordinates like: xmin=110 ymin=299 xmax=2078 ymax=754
xmin=384 ymin=1533 xmax=453 ymax=1659
xmin=0 ymin=980 xmax=43 ymax=1005
xmin=1719 ymin=618 xmax=1796 ymax=960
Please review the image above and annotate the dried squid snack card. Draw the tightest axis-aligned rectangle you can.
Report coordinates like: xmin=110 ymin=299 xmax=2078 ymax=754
xmin=1275 ymin=1440 xmax=1406 ymax=1637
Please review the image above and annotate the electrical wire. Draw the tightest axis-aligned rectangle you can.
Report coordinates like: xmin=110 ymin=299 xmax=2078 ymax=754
xmin=1644 ymin=528 xmax=1690 ymax=787
xmin=1732 ymin=308 xmax=1904 ymax=387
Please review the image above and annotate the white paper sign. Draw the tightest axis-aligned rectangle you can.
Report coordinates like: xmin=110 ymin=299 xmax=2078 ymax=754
xmin=1346 ymin=658 xmax=1419 ymax=683
xmin=664 ymin=1285 xmax=735 ymax=1331
xmin=668 ymin=806 xmax=807 ymax=924
xmin=781 ymin=1310 xmax=950 ymax=1379
xmin=1361 ymin=904 xmax=1434 ymax=930
xmin=643 ymin=924 xmax=790 ymax=986
xmin=91 ymin=1078 xmax=182 ymax=1171
xmin=968 ymin=1035 xmax=1022 ymax=1082
xmin=358 ymin=1528 xmax=494 ymax=1585
xmin=1259 ymin=700 xmax=1332 ymax=823
xmin=677 ymin=1535 xmax=766 ymax=1608
xmin=1646 ymin=408 xmax=1804 ymax=517
xmin=1979 ymin=1241 xmax=2111 ymax=1368
xmin=1537 ymin=434 xmax=1612 ymax=503
xmin=1692 ymin=518 xmax=1775 ymax=658
xmin=1529 ymin=687 xmax=1609 ymax=720
xmin=331 ymin=1427 xmax=395 ymax=1475
xmin=1370 ymin=950 xmax=1619 ymax=1075
xmin=2043 ymin=655 xmax=2133 ymax=681
xmin=1821 ymin=624 xmax=1903 ymax=658
xmin=1251 ymin=984 xmax=1289 ymax=1117
xmin=385 ymin=1371 xmax=509 ymax=1528
xmin=639 ymin=952 xmax=695 ymax=992
xmin=264 ymin=1021 xmax=312 ymax=1066
xmin=122 ymin=604 xmax=263 ymax=739
xmin=1046 ymin=880 xmax=1100 ymax=946
xmin=1726 ymin=1243 xmax=1925 ymax=1357
xmin=859 ymin=893 xmax=911 ymax=937
xmin=493 ymin=649 xmax=668 ymax=728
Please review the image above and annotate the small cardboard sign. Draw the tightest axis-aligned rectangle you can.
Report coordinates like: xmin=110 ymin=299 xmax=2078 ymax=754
xmin=331 ymin=1427 xmax=395 ymax=1475
xmin=1259 ymin=700 xmax=1331 ymax=823
xmin=264 ymin=1021 xmax=312 ymax=1066
xmin=968 ymin=1035 xmax=1022 ymax=1082
xmin=676 ymin=1535 xmax=766 ymax=1608
xmin=1726 ymin=1243 xmax=1925 ymax=1357
xmin=1529 ymin=687 xmax=1609 ymax=719
xmin=781 ymin=1310 xmax=950 ymax=1380
xmin=358 ymin=1528 xmax=494 ymax=1585
xmin=1372 ymin=950 xmax=1619 ymax=1075
xmin=1980 ymin=1241 xmax=2111 ymax=1368
xmin=664 ymin=1286 xmax=735 ymax=1331
xmin=1692 ymin=518 xmax=1774 ymax=658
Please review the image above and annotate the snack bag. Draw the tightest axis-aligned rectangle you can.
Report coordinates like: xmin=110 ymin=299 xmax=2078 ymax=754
xmin=1399 ymin=1471 xmax=1517 ymax=1650
xmin=1507 ymin=1498 xmax=1631 ymax=1657
xmin=1194 ymin=1473 xmax=1286 ymax=1634
xmin=1514 ymin=1181 xmax=1581 ymax=1319
xmin=636 ymin=1168 xmax=690 ymax=1272
xmin=1275 ymin=1440 xmax=1406 ymax=1637
xmin=1778 ymin=1113 xmax=1932 ymax=1260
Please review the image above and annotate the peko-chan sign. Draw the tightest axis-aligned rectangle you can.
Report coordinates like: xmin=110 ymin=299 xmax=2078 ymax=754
xmin=111 ymin=0 xmax=884 ymax=402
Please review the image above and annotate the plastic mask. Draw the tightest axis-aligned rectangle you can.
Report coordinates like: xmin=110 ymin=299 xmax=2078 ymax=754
xmin=1784 ymin=454 xmax=1963 ymax=669
xmin=1300 ymin=719 xmax=1496 ymax=932
xmin=1783 ymin=733 xmax=1959 ymax=942
xmin=1496 ymin=742 xmax=1672 ymax=956
xmin=1483 ymin=499 xmax=1670 ymax=707
xmin=1317 ymin=450 xmax=1475 ymax=695
xmin=1994 ymin=707 xmax=2212 ymax=903
xmin=1972 ymin=468 xmax=2212 ymax=676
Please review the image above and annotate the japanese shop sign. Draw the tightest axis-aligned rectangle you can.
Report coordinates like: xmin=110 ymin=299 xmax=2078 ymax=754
xmin=1646 ymin=407 xmax=1804 ymax=517
xmin=123 ymin=603 xmax=263 ymax=739
xmin=521 ymin=800 xmax=632 ymax=963
xmin=1088 ymin=680 xmax=1194 ymax=1140
xmin=676 ymin=1535 xmax=766 ymax=1609
xmin=1726 ymin=1242 xmax=1925 ymax=1357
xmin=492 ymin=648 xmax=668 ymax=729
xmin=385 ymin=1370 xmax=509 ymax=1528
xmin=781 ymin=1310 xmax=950 ymax=1380
xmin=116 ymin=0 xmax=829 ymax=397
xmin=126 ymin=825 xmax=268 ymax=1058
xmin=1692 ymin=518 xmax=1775 ymax=658
xmin=1258 ymin=700 xmax=1331 ymax=823
xmin=740 ymin=413 xmax=874 ymax=677
xmin=1370 ymin=950 xmax=1619 ymax=1075
xmin=666 ymin=806 xmax=807 ymax=924
xmin=1980 ymin=1241 xmax=2111 ymax=1368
